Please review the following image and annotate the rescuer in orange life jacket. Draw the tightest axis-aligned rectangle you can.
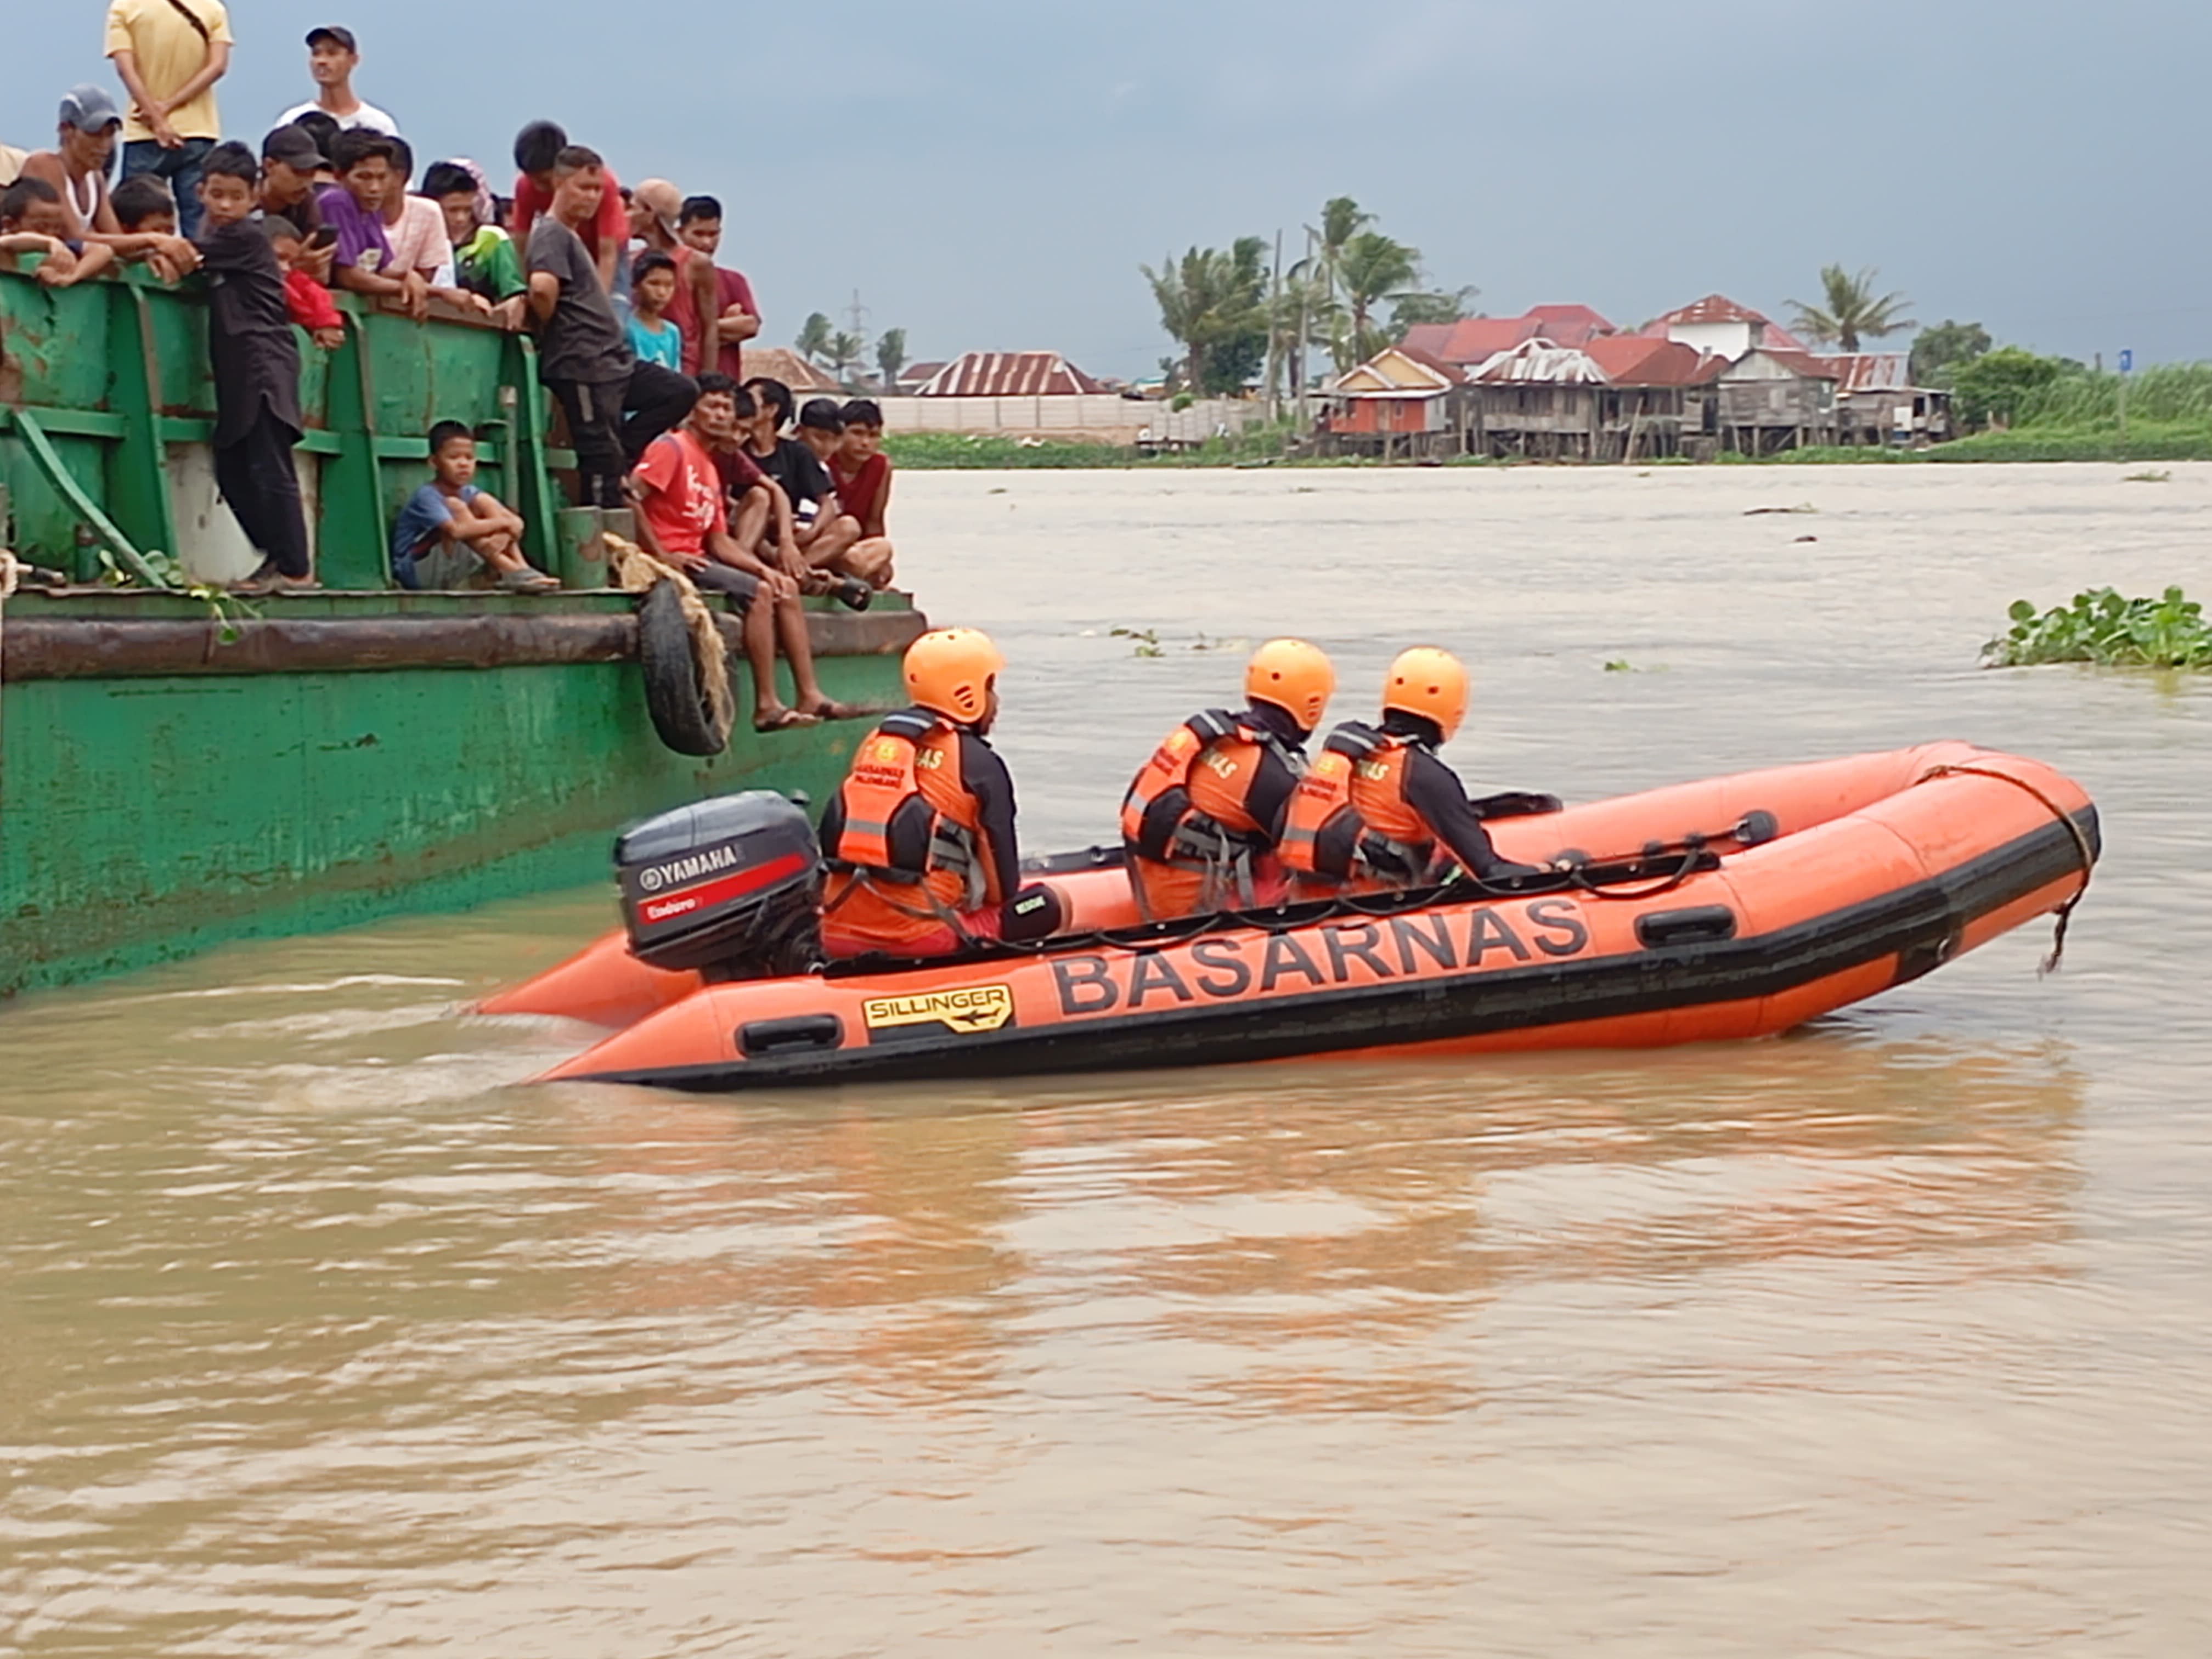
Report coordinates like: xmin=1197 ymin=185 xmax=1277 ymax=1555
xmin=1120 ymin=638 xmax=1338 ymax=920
xmin=1281 ymin=646 xmax=1553 ymax=894
xmin=817 ymin=627 xmax=1065 ymax=958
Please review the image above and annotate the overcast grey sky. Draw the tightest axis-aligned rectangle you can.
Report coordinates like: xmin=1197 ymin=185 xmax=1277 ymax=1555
xmin=9 ymin=0 xmax=2206 ymax=377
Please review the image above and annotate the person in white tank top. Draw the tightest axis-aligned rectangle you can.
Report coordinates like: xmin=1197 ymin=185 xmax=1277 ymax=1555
xmin=18 ymin=82 xmax=200 ymax=279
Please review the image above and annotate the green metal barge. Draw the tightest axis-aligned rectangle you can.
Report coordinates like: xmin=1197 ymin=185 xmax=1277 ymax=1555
xmin=0 ymin=263 xmax=915 ymax=997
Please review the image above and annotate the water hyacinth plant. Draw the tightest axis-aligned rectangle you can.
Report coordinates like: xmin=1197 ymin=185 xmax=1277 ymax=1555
xmin=1984 ymin=586 xmax=2212 ymax=669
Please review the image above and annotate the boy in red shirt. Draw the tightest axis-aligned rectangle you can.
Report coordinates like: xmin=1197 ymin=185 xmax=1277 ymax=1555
xmin=629 ymin=382 xmax=853 ymax=731
xmin=510 ymin=119 xmax=627 ymax=295
xmin=830 ymin=398 xmax=893 ymax=540
xmin=262 ymin=216 xmax=345 ymax=349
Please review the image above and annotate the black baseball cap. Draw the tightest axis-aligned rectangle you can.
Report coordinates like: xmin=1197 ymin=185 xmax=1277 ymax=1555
xmin=306 ymin=25 xmax=358 ymax=51
xmin=798 ymin=398 xmax=846 ymax=433
xmin=262 ymin=123 xmax=329 ymax=170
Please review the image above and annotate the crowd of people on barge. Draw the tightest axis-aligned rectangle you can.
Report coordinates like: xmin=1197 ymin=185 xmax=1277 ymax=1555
xmin=3 ymin=4 xmax=895 ymax=723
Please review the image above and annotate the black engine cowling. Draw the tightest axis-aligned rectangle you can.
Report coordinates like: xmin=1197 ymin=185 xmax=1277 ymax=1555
xmin=616 ymin=793 xmax=823 ymax=979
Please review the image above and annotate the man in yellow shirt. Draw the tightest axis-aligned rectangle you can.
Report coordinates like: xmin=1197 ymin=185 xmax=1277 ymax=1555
xmin=104 ymin=0 xmax=232 ymax=239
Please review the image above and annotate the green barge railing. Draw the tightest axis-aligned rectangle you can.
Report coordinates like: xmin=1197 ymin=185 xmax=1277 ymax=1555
xmin=0 ymin=259 xmax=597 ymax=586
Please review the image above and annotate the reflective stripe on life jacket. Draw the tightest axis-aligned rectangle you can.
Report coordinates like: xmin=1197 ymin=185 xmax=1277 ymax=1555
xmin=822 ymin=710 xmax=988 ymax=909
xmin=1280 ymin=723 xmax=1433 ymax=885
xmin=1121 ymin=709 xmax=1242 ymax=856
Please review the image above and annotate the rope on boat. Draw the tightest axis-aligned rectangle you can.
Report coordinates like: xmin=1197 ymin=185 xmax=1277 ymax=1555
xmin=1918 ymin=761 xmax=2096 ymax=976
xmin=603 ymin=533 xmax=735 ymax=738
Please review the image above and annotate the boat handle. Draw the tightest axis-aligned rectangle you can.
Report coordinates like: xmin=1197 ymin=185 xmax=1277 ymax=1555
xmin=1637 ymin=905 xmax=1738 ymax=949
xmin=740 ymin=1014 xmax=845 ymax=1057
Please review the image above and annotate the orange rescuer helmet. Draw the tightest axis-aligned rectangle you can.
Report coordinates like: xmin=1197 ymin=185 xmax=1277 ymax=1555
xmin=1245 ymin=638 xmax=1335 ymax=732
xmin=904 ymin=628 xmax=1006 ymax=723
xmin=1383 ymin=646 xmax=1469 ymax=741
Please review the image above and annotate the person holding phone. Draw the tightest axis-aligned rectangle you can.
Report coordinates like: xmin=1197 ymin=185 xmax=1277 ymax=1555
xmin=105 ymin=0 xmax=233 ymax=240
xmin=263 ymin=216 xmax=346 ymax=351
xmin=257 ymin=123 xmax=334 ymax=281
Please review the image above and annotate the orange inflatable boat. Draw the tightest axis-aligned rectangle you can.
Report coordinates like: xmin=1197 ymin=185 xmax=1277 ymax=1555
xmin=486 ymin=742 xmax=2097 ymax=1091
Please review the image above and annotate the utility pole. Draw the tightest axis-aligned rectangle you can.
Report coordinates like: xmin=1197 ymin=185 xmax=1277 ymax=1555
xmin=1296 ymin=225 xmax=1317 ymax=427
xmin=1268 ymin=229 xmax=1283 ymax=422
xmin=2118 ymin=347 xmax=2133 ymax=460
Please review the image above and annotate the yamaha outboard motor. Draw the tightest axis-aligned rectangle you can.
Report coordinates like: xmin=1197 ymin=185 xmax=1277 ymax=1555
xmin=616 ymin=793 xmax=823 ymax=980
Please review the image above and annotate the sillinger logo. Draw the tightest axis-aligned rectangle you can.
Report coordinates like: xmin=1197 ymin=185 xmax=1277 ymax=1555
xmin=861 ymin=984 xmax=1015 ymax=1036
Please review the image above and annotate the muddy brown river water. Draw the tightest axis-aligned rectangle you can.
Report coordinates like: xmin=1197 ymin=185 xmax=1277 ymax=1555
xmin=4 ymin=463 xmax=2210 ymax=1654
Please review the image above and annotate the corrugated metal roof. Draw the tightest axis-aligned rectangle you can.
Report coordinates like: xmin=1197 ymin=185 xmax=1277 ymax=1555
xmin=1430 ymin=317 xmax=1536 ymax=365
xmin=1520 ymin=303 xmax=1615 ymax=346
xmin=917 ymin=352 xmax=1102 ymax=398
xmin=1400 ymin=322 xmax=1458 ymax=359
xmin=1652 ymin=293 xmax=1768 ymax=328
xmin=1462 ymin=336 xmax=1722 ymax=388
xmin=1815 ymin=353 xmax=1916 ymax=394
xmin=1728 ymin=348 xmax=1843 ymax=381
xmin=1408 ymin=304 xmax=1613 ymax=364
xmin=738 ymin=347 xmax=843 ymax=393
xmin=1471 ymin=340 xmax=1611 ymax=385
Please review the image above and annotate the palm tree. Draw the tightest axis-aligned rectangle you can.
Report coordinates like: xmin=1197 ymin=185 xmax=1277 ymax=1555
xmin=1272 ymin=270 xmax=1336 ymax=369
xmin=794 ymin=311 xmax=834 ymax=364
xmin=1335 ymin=232 xmax=1420 ymax=368
xmin=1390 ymin=284 xmax=1481 ymax=333
xmin=876 ymin=326 xmax=908 ymax=388
xmin=1142 ymin=240 xmax=1267 ymax=393
xmin=1142 ymin=251 xmax=1206 ymax=392
xmin=1307 ymin=196 xmax=1372 ymax=301
xmin=1788 ymin=265 xmax=1915 ymax=351
xmin=830 ymin=330 xmax=865 ymax=383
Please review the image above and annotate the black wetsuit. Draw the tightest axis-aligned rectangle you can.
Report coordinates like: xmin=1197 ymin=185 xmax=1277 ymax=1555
xmin=1375 ymin=710 xmax=1544 ymax=882
xmin=944 ymin=727 xmax=1022 ymax=901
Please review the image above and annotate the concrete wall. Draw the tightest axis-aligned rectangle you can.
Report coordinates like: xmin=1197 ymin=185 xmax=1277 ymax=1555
xmin=874 ymin=395 xmax=1258 ymax=444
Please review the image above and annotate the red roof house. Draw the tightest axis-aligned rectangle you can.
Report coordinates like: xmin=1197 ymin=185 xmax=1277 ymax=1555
xmin=1324 ymin=345 xmax=1466 ymax=438
xmin=1520 ymin=303 xmax=1615 ymax=347
xmin=916 ymin=351 xmax=1102 ymax=398
xmin=1402 ymin=304 xmax=1617 ymax=369
xmin=1587 ymin=337 xmax=1726 ymax=386
xmin=1640 ymin=294 xmax=1809 ymax=359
